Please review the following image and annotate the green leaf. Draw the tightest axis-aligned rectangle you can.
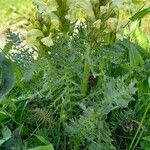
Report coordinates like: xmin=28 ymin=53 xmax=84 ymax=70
xmin=102 ymin=78 xmax=137 ymax=115
xmin=0 ymin=53 xmax=15 ymax=100
xmin=143 ymin=136 xmax=150 ymax=142
xmin=129 ymin=44 xmax=144 ymax=66
xmin=0 ymin=111 xmax=8 ymax=122
xmin=141 ymin=139 xmax=150 ymax=150
xmin=2 ymin=126 xmax=12 ymax=140
xmin=23 ymin=64 xmax=37 ymax=82
xmin=134 ymin=28 xmax=149 ymax=51
xmin=88 ymin=142 xmax=101 ymax=150
xmin=35 ymin=135 xmax=50 ymax=144
xmin=0 ymin=126 xmax=23 ymax=149
xmin=148 ymin=77 xmax=150 ymax=88
xmin=120 ymin=40 xmax=145 ymax=66
xmin=28 ymin=144 xmax=54 ymax=150
xmin=130 ymin=7 xmax=150 ymax=21
xmin=0 ymin=139 xmax=5 ymax=145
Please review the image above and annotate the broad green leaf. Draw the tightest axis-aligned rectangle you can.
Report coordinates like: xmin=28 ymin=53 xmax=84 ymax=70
xmin=129 ymin=44 xmax=144 ymax=66
xmin=41 ymin=33 xmax=54 ymax=47
xmin=120 ymin=40 xmax=145 ymax=66
xmin=0 ymin=139 xmax=5 ymax=145
xmin=0 ymin=53 xmax=15 ymax=100
xmin=1 ymin=126 xmax=11 ymax=140
xmin=0 ymin=111 xmax=8 ymax=122
xmin=134 ymin=28 xmax=149 ymax=51
xmin=28 ymin=144 xmax=54 ymax=150
xmin=1 ymin=126 xmax=23 ymax=149
xmin=130 ymin=7 xmax=150 ymax=21
xmin=35 ymin=135 xmax=50 ymax=144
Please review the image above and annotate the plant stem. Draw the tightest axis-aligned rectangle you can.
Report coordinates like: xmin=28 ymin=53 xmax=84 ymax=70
xmin=129 ymin=101 xmax=150 ymax=150
xmin=97 ymin=56 xmax=107 ymax=88
xmin=81 ymin=45 xmax=91 ymax=95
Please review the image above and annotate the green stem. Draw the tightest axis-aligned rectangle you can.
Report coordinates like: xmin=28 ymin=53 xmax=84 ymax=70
xmin=81 ymin=45 xmax=91 ymax=95
xmin=38 ymin=45 xmax=53 ymax=65
xmin=97 ymin=57 xmax=107 ymax=88
xmin=97 ymin=72 xmax=103 ymax=88
xmin=129 ymin=101 xmax=150 ymax=150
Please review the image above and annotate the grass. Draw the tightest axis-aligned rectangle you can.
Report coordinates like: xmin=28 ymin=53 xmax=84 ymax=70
xmin=0 ymin=0 xmax=150 ymax=150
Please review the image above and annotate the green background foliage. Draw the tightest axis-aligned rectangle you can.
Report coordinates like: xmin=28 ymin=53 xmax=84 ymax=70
xmin=0 ymin=0 xmax=150 ymax=150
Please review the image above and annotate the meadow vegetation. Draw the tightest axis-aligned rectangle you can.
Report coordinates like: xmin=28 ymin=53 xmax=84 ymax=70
xmin=0 ymin=0 xmax=150 ymax=150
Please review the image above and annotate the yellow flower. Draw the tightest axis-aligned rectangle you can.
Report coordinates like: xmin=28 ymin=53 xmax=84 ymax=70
xmin=50 ymin=13 xmax=60 ymax=30
xmin=66 ymin=0 xmax=95 ymax=22
xmin=93 ymin=19 xmax=101 ymax=29
xmin=41 ymin=33 xmax=54 ymax=47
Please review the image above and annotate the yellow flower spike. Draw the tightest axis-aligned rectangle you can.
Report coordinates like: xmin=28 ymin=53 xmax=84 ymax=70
xmin=90 ymin=0 xmax=99 ymax=5
xmin=106 ymin=18 xmax=118 ymax=32
xmin=66 ymin=0 xmax=95 ymax=22
xmin=93 ymin=19 xmax=102 ymax=29
xmin=41 ymin=33 xmax=54 ymax=47
xmin=50 ymin=13 xmax=60 ymax=30
xmin=46 ymin=0 xmax=58 ymax=12
xmin=32 ymin=0 xmax=47 ymax=14
xmin=75 ymin=8 xmax=87 ymax=22
xmin=25 ymin=29 xmax=44 ymax=46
